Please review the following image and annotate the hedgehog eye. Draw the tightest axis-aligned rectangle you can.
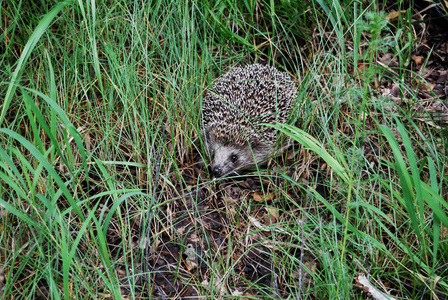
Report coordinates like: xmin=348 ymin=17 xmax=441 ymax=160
xmin=230 ymin=154 xmax=238 ymax=162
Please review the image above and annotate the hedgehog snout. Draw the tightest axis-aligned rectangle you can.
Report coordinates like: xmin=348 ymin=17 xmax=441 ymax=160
xmin=213 ymin=167 xmax=223 ymax=176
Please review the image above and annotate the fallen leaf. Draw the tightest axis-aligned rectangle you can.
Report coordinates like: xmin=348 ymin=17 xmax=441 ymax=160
xmin=185 ymin=244 xmax=198 ymax=271
xmin=355 ymin=273 xmax=396 ymax=300
xmin=251 ymin=192 xmax=274 ymax=202
xmin=420 ymin=81 xmax=436 ymax=92
xmin=266 ymin=206 xmax=279 ymax=220
xmin=357 ymin=60 xmax=370 ymax=72
xmin=231 ymin=288 xmax=244 ymax=296
xmin=248 ymin=216 xmax=291 ymax=235
xmin=385 ymin=10 xmax=406 ymax=20
xmin=411 ymin=55 xmax=423 ymax=65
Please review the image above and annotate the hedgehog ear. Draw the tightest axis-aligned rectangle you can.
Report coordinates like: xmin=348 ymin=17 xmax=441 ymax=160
xmin=201 ymin=128 xmax=209 ymax=146
xmin=250 ymin=140 xmax=269 ymax=154
xmin=201 ymin=129 xmax=215 ymax=154
xmin=200 ymin=128 xmax=208 ymax=141
xmin=203 ymin=130 xmax=215 ymax=143
xmin=249 ymin=140 xmax=260 ymax=150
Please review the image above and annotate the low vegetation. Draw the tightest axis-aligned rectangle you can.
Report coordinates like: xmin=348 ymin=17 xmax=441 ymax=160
xmin=1 ymin=0 xmax=447 ymax=298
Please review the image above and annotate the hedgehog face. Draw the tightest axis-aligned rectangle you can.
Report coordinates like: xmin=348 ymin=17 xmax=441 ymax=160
xmin=211 ymin=142 xmax=271 ymax=176
xmin=211 ymin=144 xmax=253 ymax=176
xmin=202 ymin=128 xmax=272 ymax=176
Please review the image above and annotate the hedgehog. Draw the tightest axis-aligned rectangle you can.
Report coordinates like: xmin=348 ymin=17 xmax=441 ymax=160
xmin=202 ymin=63 xmax=297 ymax=176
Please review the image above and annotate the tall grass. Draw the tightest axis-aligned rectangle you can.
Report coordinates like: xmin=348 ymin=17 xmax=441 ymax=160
xmin=1 ymin=0 xmax=447 ymax=298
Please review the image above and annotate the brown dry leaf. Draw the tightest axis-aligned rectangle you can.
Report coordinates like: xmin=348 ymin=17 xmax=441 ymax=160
xmin=357 ymin=60 xmax=370 ymax=73
xmin=385 ymin=10 xmax=406 ymax=20
xmin=266 ymin=206 xmax=279 ymax=220
xmin=187 ymin=231 xmax=202 ymax=243
xmin=251 ymin=192 xmax=274 ymax=202
xmin=305 ymin=262 xmax=317 ymax=274
xmin=411 ymin=55 xmax=423 ymax=65
xmin=420 ymin=81 xmax=436 ymax=92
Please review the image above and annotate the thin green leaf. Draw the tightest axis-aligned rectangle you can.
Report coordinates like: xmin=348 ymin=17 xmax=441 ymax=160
xmin=0 ymin=128 xmax=84 ymax=220
xmin=379 ymin=123 xmax=422 ymax=242
xmin=0 ymin=0 xmax=73 ymax=125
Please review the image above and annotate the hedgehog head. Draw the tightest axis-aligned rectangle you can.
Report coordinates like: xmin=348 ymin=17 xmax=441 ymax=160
xmin=203 ymin=130 xmax=272 ymax=176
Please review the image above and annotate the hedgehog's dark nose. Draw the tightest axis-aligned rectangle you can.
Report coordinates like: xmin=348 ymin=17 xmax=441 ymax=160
xmin=213 ymin=167 xmax=222 ymax=176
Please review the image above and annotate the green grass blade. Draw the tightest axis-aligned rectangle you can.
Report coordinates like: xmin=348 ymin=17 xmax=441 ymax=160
xmin=0 ymin=128 xmax=84 ymax=219
xmin=0 ymin=0 xmax=73 ymax=125
xmin=379 ymin=123 xmax=423 ymax=242
xmin=45 ymin=51 xmax=58 ymax=141
xmin=0 ymin=198 xmax=42 ymax=229
xmin=22 ymin=87 xmax=89 ymax=176
xmin=395 ymin=119 xmax=424 ymax=218
xmin=269 ymin=123 xmax=350 ymax=184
